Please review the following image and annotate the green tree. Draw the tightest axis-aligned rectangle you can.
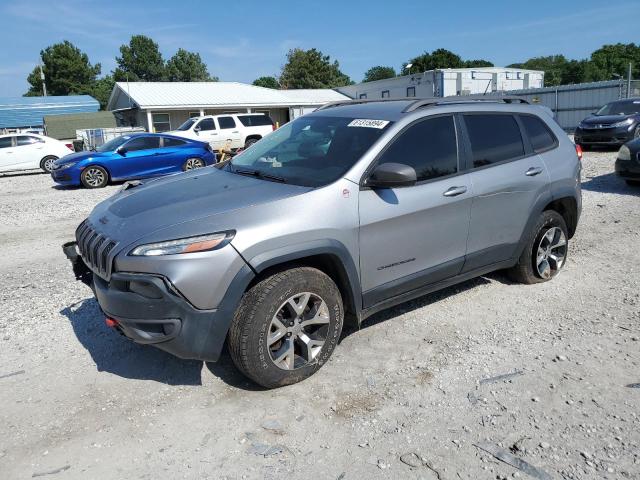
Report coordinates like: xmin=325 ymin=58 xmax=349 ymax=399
xmin=166 ymin=48 xmax=216 ymax=81
xmin=363 ymin=66 xmax=396 ymax=82
xmin=25 ymin=40 xmax=100 ymax=97
xmin=114 ymin=35 xmax=165 ymax=81
xmin=89 ymin=75 xmax=115 ymax=109
xmin=403 ymin=48 xmax=463 ymax=73
xmin=559 ymin=59 xmax=592 ymax=85
xmin=507 ymin=55 xmax=568 ymax=86
xmin=253 ymin=76 xmax=280 ymax=89
xmin=589 ymin=43 xmax=640 ymax=81
xmin=279 ymin=48 xmax=352 ymax=89
xmin=463 ymin=59 xmax=494 ymax=68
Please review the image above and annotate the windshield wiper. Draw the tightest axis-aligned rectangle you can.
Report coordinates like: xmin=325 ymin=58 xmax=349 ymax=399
xmin=231 ymin=166 xmax=287 ymax=183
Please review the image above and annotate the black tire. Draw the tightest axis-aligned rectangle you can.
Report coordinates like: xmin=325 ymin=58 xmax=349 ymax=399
xmin=80 ymin=166 xmax=109 ymax=189
xmin=244 ymin=137 xmax=259 ymax=149
xmin=228 ymin=267 xmax=344 ymax=388
xmin=508 ymin=210 xmax=569 ymax=284
xmin=40 ymin=155 xmax=58 ymax=173
xmin=626 ymin=179 xmax=640 ymax=186
xmin=182 ymin=157 xmax=205 ymax=171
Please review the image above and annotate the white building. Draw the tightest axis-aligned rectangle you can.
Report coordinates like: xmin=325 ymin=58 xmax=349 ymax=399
xmin=106 ymin=82 xmax=350 ymax=132
xmin=337 ymin=67 xmax=544 ymax=100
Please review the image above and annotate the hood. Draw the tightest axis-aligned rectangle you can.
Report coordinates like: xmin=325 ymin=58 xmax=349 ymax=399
xmin=54 ymin=150 xmax=110 ymax=165
xmin=581 ymin=114 xmax=637 ymax=125
xmin=87 ymin=167 xmax=311 ymax=247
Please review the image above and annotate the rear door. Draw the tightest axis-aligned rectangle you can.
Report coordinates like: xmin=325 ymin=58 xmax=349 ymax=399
xmin=358 ymin=114 xmax=473 ymax=308
xmin=460 ymin=113 xmax=550 ymax=272
xmin=15 ymin=135 xmax=45 ymax=169
xmin=0 ymin=136 xmax=17 ymax=171
xmin=216 ymin=116 xmax=242 ymax=149
xmin=112 ymin=136 xmax=162 ymax=179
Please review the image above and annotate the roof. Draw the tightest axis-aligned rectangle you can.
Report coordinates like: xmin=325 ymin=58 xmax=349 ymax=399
xmin=107 ymin=82 xmax=350 ymax=110
xmin=43 ymin=111 xmax=116 ymax=140
xmin=0 ymin=95 xmax=100 ymax=129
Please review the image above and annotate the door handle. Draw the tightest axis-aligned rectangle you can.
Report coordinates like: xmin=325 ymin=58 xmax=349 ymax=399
xmin=525 ymin=167 xmax=543 ymax=176
xmin=443 ymin=186 xmax=467 ymax=197
xmin=232 ymin=131 xmax=239 ymax=133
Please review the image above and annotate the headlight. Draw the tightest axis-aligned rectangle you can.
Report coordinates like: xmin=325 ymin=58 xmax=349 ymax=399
xmin=618 ymin=145 xmax=631 ymax=161
xmin=57 ymin=162 xmax=77 ymax=170
xmin=611 ymin=118 xmax=633 ymax=128
xmin=129 ymin=231 xmax=234 ymax=256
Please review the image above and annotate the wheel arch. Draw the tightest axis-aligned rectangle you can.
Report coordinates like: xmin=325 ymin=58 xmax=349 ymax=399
xmin=544 ymin=196 xmax=578 ymax=238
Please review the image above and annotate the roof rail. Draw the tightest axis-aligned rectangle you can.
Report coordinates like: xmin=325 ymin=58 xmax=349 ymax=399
xmin=402 ymin=95 xmax=528 ymax=113
xmin=315 ymin=98 xmax=408 ymax=111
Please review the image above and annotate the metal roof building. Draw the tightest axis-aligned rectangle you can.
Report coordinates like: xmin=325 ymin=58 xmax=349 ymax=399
xmin=0 ymin=95 xmax=100 ymax=130
xmin=107 ymin=82 xmax=350 ymax=132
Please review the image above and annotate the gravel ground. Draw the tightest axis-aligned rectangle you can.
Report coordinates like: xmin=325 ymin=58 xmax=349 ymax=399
xmin=0 ymin=151 xmax=638 ymax=480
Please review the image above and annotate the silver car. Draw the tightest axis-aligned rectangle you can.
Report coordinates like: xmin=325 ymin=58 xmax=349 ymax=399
xmin=64 ymin=97 xmax=582 ymax=388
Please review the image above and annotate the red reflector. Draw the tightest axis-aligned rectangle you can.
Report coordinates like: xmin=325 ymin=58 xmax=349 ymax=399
xmin=105 ymin=317 xmax=119 ymax=328
xmin=575 ymin=144 xmax=583 ymax=161
xmin=65 ymin=143 xmax=74 ymax=151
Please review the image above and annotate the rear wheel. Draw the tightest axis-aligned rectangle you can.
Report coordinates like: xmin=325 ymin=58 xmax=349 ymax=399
xmin=80 ymin=166 xmax=109 ymax=188
xmin=228 ymin=267 xmax=344 ymax=388
xmin=244 ymin=137 xmax=259 ymax=148
xmin=508 ymin=210 xmax=569 ymax=284
xmin=40 ymin=155 xmax=58 ymax=173
xmin=183 ymin=157 xmax=205 ymax=171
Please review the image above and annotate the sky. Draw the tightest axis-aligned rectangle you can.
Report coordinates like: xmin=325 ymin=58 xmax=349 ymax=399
xmin=1 ymin=0 xmax=639 ymax=97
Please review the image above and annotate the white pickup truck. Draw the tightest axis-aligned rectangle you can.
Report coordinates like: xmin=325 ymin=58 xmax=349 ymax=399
xmin=169 ymin=113 xmax=275 ymax=150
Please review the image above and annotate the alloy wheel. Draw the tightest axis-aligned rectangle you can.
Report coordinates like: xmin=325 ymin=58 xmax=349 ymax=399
xmin=185 ymin=158 xmax=205 ymax=170
xmin=267 ymin=292 xmax=330 ymax=370
xmin=535 ymin=227 xmax=567 ymax=279
xmin=84 ymin=168 xmax=105 ymax=187
xmin=43 ymin=157 xmax=56 ymax=173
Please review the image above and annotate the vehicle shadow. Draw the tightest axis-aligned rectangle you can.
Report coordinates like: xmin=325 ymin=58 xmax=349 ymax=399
xmin=0 ymin=169 xmax=44 ymax=178
xmin=61 ymin=298 xmax=204 ymax=385
xmin=581 ymin=172 xmax=640 ymax=196
xmin=342 ymin=275 xmax=492 ymax=337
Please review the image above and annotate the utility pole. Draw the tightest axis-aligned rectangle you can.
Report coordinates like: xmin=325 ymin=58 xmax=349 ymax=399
xmin=39 ymin=64 xmax=47 ymax=97
xmin=627 ymin=62 xmax=633 ymax=98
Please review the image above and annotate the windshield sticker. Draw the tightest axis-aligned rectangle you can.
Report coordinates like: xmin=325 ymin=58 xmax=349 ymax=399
xmin=348 ymin=119 xmax=390 ymax=129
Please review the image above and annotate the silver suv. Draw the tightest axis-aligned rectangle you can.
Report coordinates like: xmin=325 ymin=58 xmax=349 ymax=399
xmin=64 ymin=97 xmax=582 ymax=388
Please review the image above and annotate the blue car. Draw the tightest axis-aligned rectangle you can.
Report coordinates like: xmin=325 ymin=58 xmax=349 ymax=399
xmin=51 ymin=133 xmax=215 ymax=188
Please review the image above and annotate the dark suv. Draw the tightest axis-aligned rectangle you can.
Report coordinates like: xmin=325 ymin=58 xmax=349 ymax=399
xmin=64 ymin=97 xmax=582 ymax=388
xmin=575 ymin=98 xmax=640 ymax=149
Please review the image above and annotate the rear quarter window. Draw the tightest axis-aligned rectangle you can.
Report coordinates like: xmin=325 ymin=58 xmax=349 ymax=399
xmin=238 ymin=115 xmax=274 ymax=127
xmin=463 ymin=114 xmax=524 ymax=168
xmin=519 ymin=115 xmax=557 ymax=153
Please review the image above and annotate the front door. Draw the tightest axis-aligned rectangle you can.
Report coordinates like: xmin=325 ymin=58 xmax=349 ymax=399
xmin=193 ymin=118 xmax=219 ymax=146
xmin=359 ymin=115 xmax=472 ymax=308
xmin=111 ymin=135 xmax=162 ymax=179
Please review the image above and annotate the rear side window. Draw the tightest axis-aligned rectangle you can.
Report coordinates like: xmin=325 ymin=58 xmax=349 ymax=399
xmin=378 ymin=115 xmax=458 ymax=182
xmin=238 ymin=115 xmax=273 ymax=127
xmin=0 ymin=137 xmax=13 ymax=148
xmin=16 ymin=135 xmax=41 ymax=146
xmin=520 ymin=115 xmax=557 ymax=153
xmin=125 ymin=136 xmax=161 ymax=152
xmin=162 ymin=137 xmax=187 ymax=147
xmin=197 ymin=118 xmax=216 ymax=131
xmin=464 ymin=114 xmax=524 ymax=168
xmin=218 ymin=116 xmax=236 ymax=129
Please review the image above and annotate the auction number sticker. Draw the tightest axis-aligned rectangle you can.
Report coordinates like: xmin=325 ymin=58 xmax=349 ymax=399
xmin=347 ymin=119 xmax=390 ymax=129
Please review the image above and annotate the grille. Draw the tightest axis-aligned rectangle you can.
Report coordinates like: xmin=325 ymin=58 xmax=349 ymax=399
xmin=75 ymin=220 xmax=117 ymax=279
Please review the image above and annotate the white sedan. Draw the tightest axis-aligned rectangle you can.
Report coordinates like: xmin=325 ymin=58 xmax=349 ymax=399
xmin=0 ymin=134 xmax=74 ymax=173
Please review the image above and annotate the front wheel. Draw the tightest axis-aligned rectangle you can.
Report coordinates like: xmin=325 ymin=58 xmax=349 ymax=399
xmin=228 ymin=267 xmax=344 ymax=388
xmin=508 ymin=210 xmax=569 ymax=284
xmin=40 ymin=155 xmax=58 ymax=173
xmin=183 ymin=157 xmax=205 ymax=171
xmin=80 ymin=166 xmax=109 ymax=188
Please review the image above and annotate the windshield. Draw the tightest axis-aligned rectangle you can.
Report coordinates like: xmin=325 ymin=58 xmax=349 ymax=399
xmin=228 ymin=115 xmax=392 ymax=187
xmin=176 ymin=118 xmax=197 ymax=131
xmin=596 ymin=100 xmax=640 ymax=116
xmin=96 ymin=135 xmax=130 ymax=152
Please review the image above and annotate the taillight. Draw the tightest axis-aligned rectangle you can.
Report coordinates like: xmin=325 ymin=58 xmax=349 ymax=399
xmin=65 ymin=143 xmax=73 ymax=151
xmin=575 ymin=144 xmax=583 ymax=161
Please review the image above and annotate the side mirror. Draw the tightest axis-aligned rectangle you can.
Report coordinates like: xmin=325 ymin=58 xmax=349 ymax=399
xmin=366 ymin=162 xmax=417 ymax=188
xmin=194 ymin=125 xmax=201 ymax=133
xmin=116 ymin=146 xmax=127 ymax=155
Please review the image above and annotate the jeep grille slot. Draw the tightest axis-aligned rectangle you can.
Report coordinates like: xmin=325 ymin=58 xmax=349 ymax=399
xmin=75 ymin=221 xmax=117 ymax=280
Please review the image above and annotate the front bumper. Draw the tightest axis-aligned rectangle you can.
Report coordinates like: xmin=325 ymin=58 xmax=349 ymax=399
xmin=51 ymin=167 xmax=81 ymax=185
xmin=62 ymin=241 xmax=249 ymax=362
xmin=615 ymin=157 xmax=640 ymax=180
xmin=574 ymin=126 xmax=634 ymax=146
